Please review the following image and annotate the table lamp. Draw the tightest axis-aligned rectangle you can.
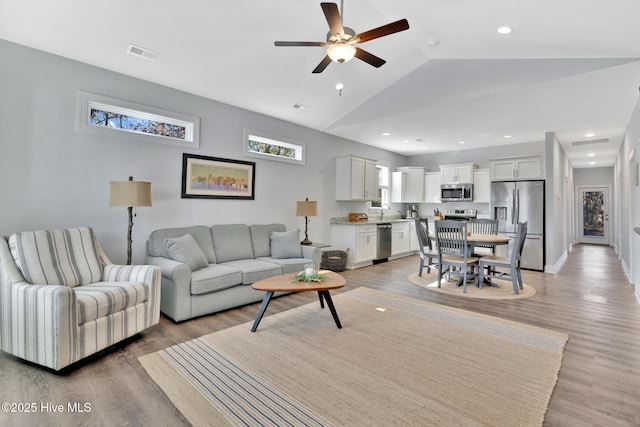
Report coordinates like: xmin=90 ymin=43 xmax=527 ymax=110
xmin=296 ymin=197 xmax=318 ymax=245
xmin=109 ymin=176 xmax=152 ymax=264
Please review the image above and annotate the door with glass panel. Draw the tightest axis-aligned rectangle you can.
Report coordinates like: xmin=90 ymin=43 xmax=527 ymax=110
xmin=577 ymin=187 xmax=610 ymax=245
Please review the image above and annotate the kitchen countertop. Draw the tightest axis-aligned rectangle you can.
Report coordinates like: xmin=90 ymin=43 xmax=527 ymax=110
xmin=331 ymin=216 xmax=434 ymax=225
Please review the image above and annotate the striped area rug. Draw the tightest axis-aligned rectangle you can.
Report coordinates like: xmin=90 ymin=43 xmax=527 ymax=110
xmin=139 ymin=288 xmax=568 ymax=426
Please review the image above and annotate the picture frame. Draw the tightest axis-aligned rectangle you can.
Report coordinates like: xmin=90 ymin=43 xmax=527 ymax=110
xmin=181 ymin=153 xmax=255 ymax=199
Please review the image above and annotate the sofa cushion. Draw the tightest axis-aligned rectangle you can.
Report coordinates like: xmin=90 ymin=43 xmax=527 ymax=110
xmin=165 ymin=234 xmax=209 ymax=271
xmin=249 ymin=224 xmax=286 ymax=257
xmin=270 ymin=230 xmax=302 ymax=259
xmin=9 ymin=227 xmax=103 ymax=287
xmin=75 ymin=281 xmax=148 ymax=325
xmin=256 ymin=257 xmax=314 ymax=274
xmin=211 ymin=224 xmax=255 ymax=263
xmin=220 ymin=259 xmax=282 ymax=284
xmin=148 ymin=226 xmax=216 ymax=264
xmin=190 ymin=264 xmax=243 ymax=295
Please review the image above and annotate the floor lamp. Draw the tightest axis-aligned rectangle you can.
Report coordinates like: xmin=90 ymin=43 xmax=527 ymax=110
xmin=109 ymin=176 xmax=152 ymax=264
xmin=296 ymin=197 xmax=318 ymax=245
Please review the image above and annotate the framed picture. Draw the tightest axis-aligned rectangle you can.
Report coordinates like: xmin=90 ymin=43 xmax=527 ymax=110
xmin=181 ymin=153 xmax=255 ymax=199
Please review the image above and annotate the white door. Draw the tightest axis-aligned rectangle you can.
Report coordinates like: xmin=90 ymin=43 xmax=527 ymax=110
xmin=577 ymin=186 xmax=610 ymax=245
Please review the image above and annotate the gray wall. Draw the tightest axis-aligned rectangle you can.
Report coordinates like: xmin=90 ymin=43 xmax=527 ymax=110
xmin=545 ymin=132 xmax=574 ymax=270
xmin=616 ymin=95 xmax=640 ymax=300
xmin=0 ymin=40 xmax=409 ymax=264
xmin=574 ymin=167 xmax=614 ymax=187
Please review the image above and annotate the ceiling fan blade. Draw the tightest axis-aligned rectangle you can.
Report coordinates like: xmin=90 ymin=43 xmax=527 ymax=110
xmin=312 ymin=55 xmax=333 ymax=73
xmin=321 ymin=2 xmax=344 ymax=36
xmin=355 ymin=48 xmax=386 ymax=68
xmin=353 ymin=19 xmax=410 ymax=43
xmin=274 ymin=41 xmax=327 ymax=47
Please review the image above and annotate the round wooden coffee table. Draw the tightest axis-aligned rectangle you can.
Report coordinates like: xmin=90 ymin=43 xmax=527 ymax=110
xmin=250 ymin=270 xmax=346 ymax=332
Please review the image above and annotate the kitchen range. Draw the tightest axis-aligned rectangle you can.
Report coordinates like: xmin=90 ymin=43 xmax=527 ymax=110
xmin=443 ymin=209 xmax=477 ymax=220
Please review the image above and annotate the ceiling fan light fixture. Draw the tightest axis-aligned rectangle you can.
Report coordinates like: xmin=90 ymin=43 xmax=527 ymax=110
xmin=327 ymin=43 xmax=356 ymax=63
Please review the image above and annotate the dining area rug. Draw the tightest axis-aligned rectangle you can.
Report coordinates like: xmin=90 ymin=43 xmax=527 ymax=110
xmin=139 ymin=287 xmax=566 ymax=426
xmin=408 ymin=271 xmax=536 ymax=299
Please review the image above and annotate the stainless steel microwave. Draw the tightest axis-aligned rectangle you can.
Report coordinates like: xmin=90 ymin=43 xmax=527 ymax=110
xmin=441 ymin=184 xmax=473 ymax=202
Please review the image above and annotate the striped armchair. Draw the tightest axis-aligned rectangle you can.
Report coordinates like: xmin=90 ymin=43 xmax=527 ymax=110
xmin=0 ymin=227 xmax=160 ymax=371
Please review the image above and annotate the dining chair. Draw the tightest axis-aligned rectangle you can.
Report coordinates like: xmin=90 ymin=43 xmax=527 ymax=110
xmin=469 ymin=218 xmax=498 ymax=256
xmin=415 ymin=218 xmax=438 ymax=276
xmin=478 ymin=221 xmax=528 ymax=294
xmin=434 ymin=220 xmax=479 ymax=293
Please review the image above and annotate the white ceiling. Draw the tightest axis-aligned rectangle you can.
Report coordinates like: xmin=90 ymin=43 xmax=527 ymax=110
xmin=2 ymin=0 xmax=640 ymax=168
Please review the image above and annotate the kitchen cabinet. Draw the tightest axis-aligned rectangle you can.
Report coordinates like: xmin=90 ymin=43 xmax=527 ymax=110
xmin=335 ymin=156 xmax=378 ymax=201
xmin=473 ymin=169 xmax=490 ymax=203
xmin=490 ymin=156 xmax=543 ymax=181
xmin=330 ymin=224 xmax=377 ymax=268
xmin=424 ymin=172 xmax=442 ymax=203
xmin=408 ymin=220 xmax=419 ymax=251
xmin=440 ymin=163 xmax=474 ymax=184
xmin=390 ymin=167 xmax=424 ymax=202
xmin=391 ymin=222 xmax=411 ymax=255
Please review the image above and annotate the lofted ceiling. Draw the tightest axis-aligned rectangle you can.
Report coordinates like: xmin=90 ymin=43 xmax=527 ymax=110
xmin=2 ymin=0 xmax=640 ymax=168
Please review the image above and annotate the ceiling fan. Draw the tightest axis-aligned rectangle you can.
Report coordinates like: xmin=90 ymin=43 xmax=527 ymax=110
xmin=274 ymin=2 xmax=409 ymax=73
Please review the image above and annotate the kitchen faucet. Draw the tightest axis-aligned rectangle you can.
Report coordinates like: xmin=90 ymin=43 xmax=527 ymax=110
xmin=380 ymin=203 xmax=391 ymax=220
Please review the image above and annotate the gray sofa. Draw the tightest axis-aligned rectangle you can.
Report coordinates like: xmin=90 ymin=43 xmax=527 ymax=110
xmin=145 ymin=223 xmax=321 ymax=322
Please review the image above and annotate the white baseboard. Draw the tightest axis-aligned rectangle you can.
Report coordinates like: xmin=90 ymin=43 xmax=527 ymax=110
xmin=544 ymin=250 xmax=568 ymax=273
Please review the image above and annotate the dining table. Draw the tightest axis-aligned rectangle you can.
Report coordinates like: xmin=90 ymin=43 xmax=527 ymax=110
xmin=429 ymin=232 xmax=512 ymax=287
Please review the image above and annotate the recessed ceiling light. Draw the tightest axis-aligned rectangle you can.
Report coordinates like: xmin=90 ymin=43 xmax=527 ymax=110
xmin=587 ymin=153 xmax=595 ymax=157
xmin=589 ymin=161 xmax=596 ymax=165
xmin=584 ymin=132 xmax=595 ymax=137
xmin=504 ymin=135 xmax=512 ymax=139
xmin=497 ymin=26 xmax=512 ymax=34
xmin=381 ymin=132 xmax=391 ymax=136
xmin=402 ymin=140 xmax=410 ymax=143
xmin=458 ymin=141 xmax=465 ymax=144
xmin=335 ymin=82 xmax=344 ymax=90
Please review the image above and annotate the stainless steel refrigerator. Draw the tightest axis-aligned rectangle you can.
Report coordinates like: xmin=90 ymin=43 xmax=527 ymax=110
xmin=491 ymin=180 xmax=545 ymax=271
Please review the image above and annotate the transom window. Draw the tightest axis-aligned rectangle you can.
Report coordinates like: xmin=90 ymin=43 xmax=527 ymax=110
xmin=76 ymin=91 xmax=200 ymax=148
xmin=243 ymin=129 xmax=305 ymax=165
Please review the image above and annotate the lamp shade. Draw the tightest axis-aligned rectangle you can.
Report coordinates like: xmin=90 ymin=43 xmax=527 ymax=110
xmin=327 ymin=43 xmax=356 ymax=63
xmin=296 ymin=200 xmax=318 ymax=217
xmin=109 ymin=179 xmax=152 ymax=207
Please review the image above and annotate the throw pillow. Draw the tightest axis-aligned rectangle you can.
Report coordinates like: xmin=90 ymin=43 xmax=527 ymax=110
xmin=165 ymin=234 xmax=209 ymax=271
xmin=270 ymin=230 xmax=302 ymax=259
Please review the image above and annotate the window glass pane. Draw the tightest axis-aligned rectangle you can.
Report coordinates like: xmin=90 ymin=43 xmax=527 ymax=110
xmin=247 ymin=134 xmax=301 ymax=160
xmin=371 ymin=165 xmax=389 ymax=208
xmin=582 ymin=191 xmax=604 ymax=237
xmin=90 ymin=107 xmax=187 ymax=140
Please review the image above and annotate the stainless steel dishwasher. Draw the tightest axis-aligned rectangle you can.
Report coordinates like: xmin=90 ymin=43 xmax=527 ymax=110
xmin=375 ymin=223 xmax=392 ymax=262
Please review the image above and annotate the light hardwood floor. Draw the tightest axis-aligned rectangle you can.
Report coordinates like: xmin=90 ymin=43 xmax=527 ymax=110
xmin=1 ymin=244 xmax=639 ymax=426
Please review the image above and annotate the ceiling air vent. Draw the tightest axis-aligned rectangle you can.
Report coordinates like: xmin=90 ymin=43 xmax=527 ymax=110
xmin=570 ymin=138 xmax=610 ymax=146
xmin=127 ymin=44 xmax=158 ymax=61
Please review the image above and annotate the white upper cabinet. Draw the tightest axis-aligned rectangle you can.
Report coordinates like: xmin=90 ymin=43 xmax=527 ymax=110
xmin=336 ymin=156 xmax=378 ymax=201
xmin=490 ymin=156 xmax=543 ymax=181
xmin=424 ymin=172 xmax=442 ymax=203
xmin=391 ymin=167 xmax=424 ymax=203
xmin=473 ymin=169 xmax=490 ymax=203
xmin=440 ymin=163 xmax=474 ymax=184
